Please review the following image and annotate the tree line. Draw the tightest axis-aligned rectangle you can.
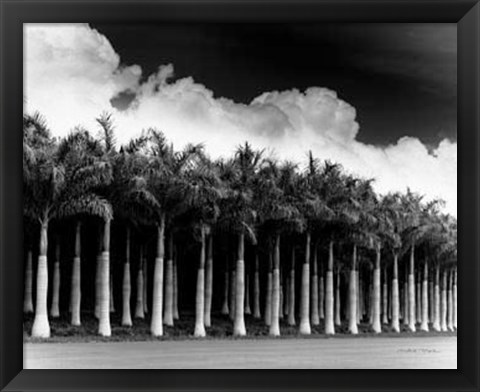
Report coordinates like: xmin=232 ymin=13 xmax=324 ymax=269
xmin=23 ymin=112 xmax=457 ymax=338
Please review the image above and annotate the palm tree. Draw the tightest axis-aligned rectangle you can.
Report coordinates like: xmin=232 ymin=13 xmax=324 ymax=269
xmin=217 ymin=143 xmax=263 ymax=336
xmin=24 ymin=114 xmax=112 ymax=337
xmin=180 ymin=150 xmax=223 ymax=337
xmin=111 ymin=135 xmax=154 ymax=327
xmin=297 ymin=152 xmax=333 ymax=334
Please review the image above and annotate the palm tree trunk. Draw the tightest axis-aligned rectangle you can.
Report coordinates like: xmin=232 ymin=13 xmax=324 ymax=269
xmin=151 ymin=217 xmax=165 ymax=337
xmin=70 ymin=222 xmax=82 ymax=326
xmin=288 ymin=246 xmax=296 ymax=326
xmin=278 ymin=270 xmax=283 ymax=320
xmin=440 ymin=268 xmax=447 ymax=332
xmin=24 ymin=249 xmax=34 ymax=313
xmin=135 ymin=246 xmax=145 ymax=319
xmin=408 ymin=243 xmax=416 ymax=332
xmin=221 ymin=265 xmax=229 ymax=315
xmin=245 ymin=272 xmax=251 ymax=315
xmin=447 ymin=268 xmax=454 ymax=331
xmin=98 ymin=219 xmax=111 ymax=337
xmin=229 ymin=260 xmax=236 ymax=321
xmin=432 ymin=264 xmax=441 ymax=331
xmin=164 ymin=233 xmax=174 ymax=327
xmin=143 ymin=257 xmax=148 ymax=315
xmin=403 ymin=267 xmax=409 ymax=326
xmin=319 ymin=265 xmax=325 ymax=320
xmin=429 ymin=275 xmax=434 ymax=323
xmin=310 ymin=243 xmax=320 ymax=326
xmin=356 ymin=270 xmax=361 ymax=324
xmin=173 ymin=252 xmax=179 ymax=320
xmin=416 ymin=271 xmax=422 ymax=323
xmin=325 ymin=240 xmax=335 ymax=335
xmin=265 ymin=248 xmax=273 ymax=326
xmin=50 ymin=240 xmax=60 ymax=318
xmin=382 ymin=267 xmax=388 ymax=325
xmin=253 ymin=251 xmax=261 ymax=319
xmin=122 ymin=226 xmax=132 ymax=327
xmin=194 ymin=225 xmax=206 ymax=337
xmin=233 ymin=232 xmax=246 ymax=336
xmin=372 ymin=248 xmax=381 ymax=333
xmin=109 ymin=273 xmax=115 ymax=313
xmin=420 ymin=260 xmax=429 ymax=331
xmin=335 ymin=268 xmax=341 ymax=326
xmin=31 ymin=220 xmax=51 ymax=338
xmin=453 ymin=268 xmax=457 ymax=330
xmin=391 ymin=252 xmax=400 ymax=332
xmin=299 ymin=232 xmax=311 ymax=334
xmin=348 ymin=244 xmax=358 ymax=334
xmin=94 ymin=225 xmax=102 ymax=319
xmin=204 ymin=234 xmax=213 ymax=327
xmin=269 ymin=233 xmax=281 ymax=336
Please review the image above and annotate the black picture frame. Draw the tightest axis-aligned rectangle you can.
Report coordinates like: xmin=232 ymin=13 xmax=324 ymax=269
xmin=1 ymin=0 xmax=478 ymax=391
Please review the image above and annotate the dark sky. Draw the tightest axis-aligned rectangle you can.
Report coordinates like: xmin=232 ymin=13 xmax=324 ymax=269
xmin=92 ymin=23 xmax=457 ymax=148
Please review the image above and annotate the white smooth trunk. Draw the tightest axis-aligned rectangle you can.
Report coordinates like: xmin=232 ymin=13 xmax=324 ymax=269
xmin=151 ymin=221 xmax=165 ymax=337
xmin=32 ymin=222 xmax=50 ymax=338
xmin=299 ymin=263 xmax=310 ymax=334
xmin=269 ymin=269 xmax=281 ymax=336
xmin=348 ymin=269 xmax=358 ymax=334
xmin=24 ymin=250 xmax=34 ymax=313
xmin=325 ymin=271 xmax=335 ymax=335
xmin=31 ymin=254 xmax=50 ymax=338
xmin=269 ymin=235 xmax=281 ymax=336
xmin=408 ymin=245 xmax=416 ymax=332
xmin=391 ymin=253 xmax=400 ymax=332
xmin=195 ymin=227 xmax=206 ymax=337
xmin=194 ymin=268 xmax=206 ymax=337
xmin=420 ymin=262 xmax=429 ymax=331
xmin=151 ymin=257 xmax=164 ymax=336
xmin=233 ymin=261 xmax=246 ymax=336
xmin=98 ymin=251 xmax=111 ymax=336
xmin=299 ymin=233 xmax=311 ymax=334
xmin=433 ymin=266 xmax=441 ymax=331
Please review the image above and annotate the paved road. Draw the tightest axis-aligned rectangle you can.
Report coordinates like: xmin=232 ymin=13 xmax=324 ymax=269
xmin=24 ymin=336 xmax=457 ymax=369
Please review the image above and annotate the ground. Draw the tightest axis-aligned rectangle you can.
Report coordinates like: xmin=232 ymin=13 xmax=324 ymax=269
xmin=23 ymin=312 xmax=457 ymax=369
xmin=24 ymin=337 xmax=457 ymax=369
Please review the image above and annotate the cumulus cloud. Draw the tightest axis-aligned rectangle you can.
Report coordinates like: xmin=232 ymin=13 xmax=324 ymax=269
xmin=24 ymin=23 xmax=457 ymax=216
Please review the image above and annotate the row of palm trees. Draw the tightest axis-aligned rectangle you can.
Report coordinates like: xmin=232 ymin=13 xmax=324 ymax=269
xmin=23 ymin=112 xmax=457 ymax=338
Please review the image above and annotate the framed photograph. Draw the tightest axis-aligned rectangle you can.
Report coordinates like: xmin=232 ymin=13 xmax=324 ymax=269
xmin=1 ymin=0 xmax=479 ymax=391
